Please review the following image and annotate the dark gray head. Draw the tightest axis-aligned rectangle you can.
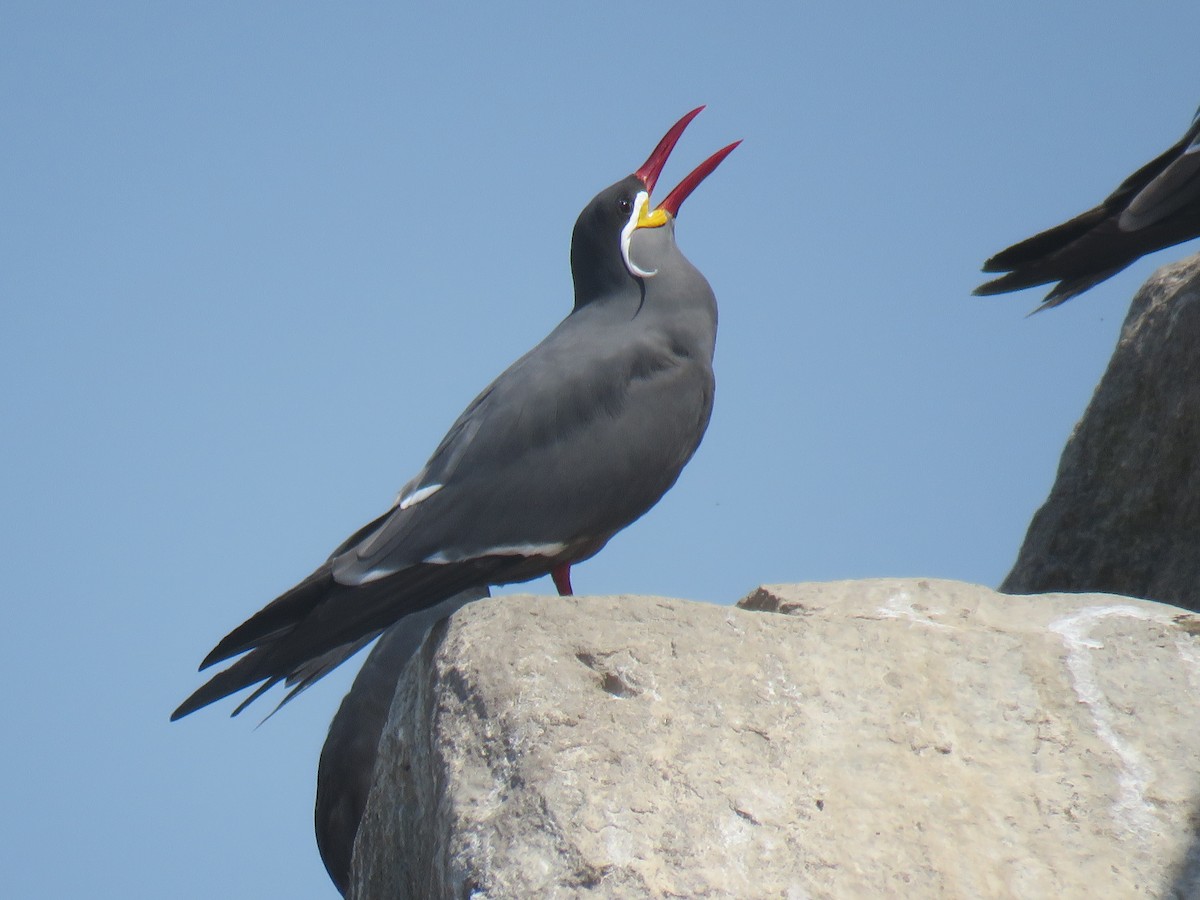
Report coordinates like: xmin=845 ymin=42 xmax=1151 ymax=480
xmin=570 ymin=107 xmax=740 ymax=309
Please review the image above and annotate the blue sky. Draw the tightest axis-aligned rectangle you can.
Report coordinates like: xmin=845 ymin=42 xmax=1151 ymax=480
xmin=4 ymin=2 xmax=1199 ymax=896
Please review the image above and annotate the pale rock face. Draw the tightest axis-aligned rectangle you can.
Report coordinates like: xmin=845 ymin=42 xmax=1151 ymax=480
xmin=348 ymin=580 xmax=1200 ymax=899
xmin=1004 ymin=252 xmax=1200 ymax=611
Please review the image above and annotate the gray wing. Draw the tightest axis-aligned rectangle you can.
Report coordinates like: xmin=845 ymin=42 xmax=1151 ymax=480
xmin=1120 ymin=113 xmax=1200 ymax=231
xmin=329 ymin=306 xmax=715 ymax=587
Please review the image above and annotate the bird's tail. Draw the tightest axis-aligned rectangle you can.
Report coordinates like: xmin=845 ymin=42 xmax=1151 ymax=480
xmin=171 ymin=559 xmax=513 ymax=720
xmin=974 ymin=204 xmax=1135 ymax=308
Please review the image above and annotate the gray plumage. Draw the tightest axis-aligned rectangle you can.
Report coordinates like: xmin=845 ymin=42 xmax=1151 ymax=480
xmin=976 ymin=105 xmax=1200 ymax=310
xmin=172 ymin=110 xmax=737 ymax=720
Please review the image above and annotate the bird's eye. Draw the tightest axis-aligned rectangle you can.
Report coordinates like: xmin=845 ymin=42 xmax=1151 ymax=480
xmin=617 ymin=197 xmax=632 ymax=215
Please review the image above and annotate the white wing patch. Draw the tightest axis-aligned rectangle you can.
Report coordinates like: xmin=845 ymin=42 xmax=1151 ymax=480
xmin=621 ymin=190 xmax=658 ymax=278
xmin=397 ymin=483 xmax=444 ymax=510
xmin=423 ymin=542 xmax=567 ymax=564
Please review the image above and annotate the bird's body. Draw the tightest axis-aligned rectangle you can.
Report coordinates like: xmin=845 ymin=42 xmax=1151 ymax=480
xmin=976 ymin=106 xmax=1200 ymax=310
xmin=173 ymin=109 xmax=738 ymax=720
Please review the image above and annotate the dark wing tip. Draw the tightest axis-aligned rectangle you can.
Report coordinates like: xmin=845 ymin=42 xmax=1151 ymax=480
xmin=973 ymin=275 xmax=1085 ymax=310
xmin=171 ymin=653 xmax=272 ymax=721
xmin=197 ymin=565 xmax=338 ymax=671
xmin=972 ymin=271 xmax=1045 ymax=297
xmin=972 ymin=279 xmax=1005 ymax=297
xmin=170 ymin=690 xmax=210 ymax=722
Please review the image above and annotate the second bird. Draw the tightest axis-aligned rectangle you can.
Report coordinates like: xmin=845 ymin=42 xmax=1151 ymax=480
xmin=976 ymin=104 xmax=1200 ymax=311
xmin=173 ymin=107 xmax=740 ymax=720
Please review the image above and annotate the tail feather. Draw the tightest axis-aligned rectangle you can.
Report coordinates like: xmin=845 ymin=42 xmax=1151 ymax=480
xmin=232 ymin=676 xmax=283 ymax=718
xmin=261 ymin=633 xmax=384 ymax=719
xmin=200 ymin=565 xmax=336 ymax=670
xmin=976 ymin=110 xmax=1200 ymax=307
xmin=1033 ymin=266 xmax=1131 ymax=311
xmin=973 ymin=262 xmax=1129 ymax=306
xmin=285 ymin=634 xmax=381 ymax=693
xmin=173 ymin=556 xmax=526 ymax=720
xmin=172 ymin=649 xmax=276 ymax=720
xmin=982 ymin=206 xmax=1109 ymax=273
xmin=200 ymin=507 xmax=400 ymax=671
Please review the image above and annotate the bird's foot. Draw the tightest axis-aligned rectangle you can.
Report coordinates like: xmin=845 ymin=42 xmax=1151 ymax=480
xmin=551 ymin=564 xmax=573 ymax=596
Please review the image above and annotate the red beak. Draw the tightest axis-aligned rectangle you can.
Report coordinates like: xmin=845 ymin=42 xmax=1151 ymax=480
xmin=634 ymin=106 xmax=705 ymax=194
xmin=657 ymin=140 xmax=742 ymax=218
xmin=634 ymin=107 xmax=740 ymax=218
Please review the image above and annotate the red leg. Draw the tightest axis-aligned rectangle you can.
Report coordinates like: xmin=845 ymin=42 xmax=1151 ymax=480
xmin=551 ymin=563 xmax=573 ymax=596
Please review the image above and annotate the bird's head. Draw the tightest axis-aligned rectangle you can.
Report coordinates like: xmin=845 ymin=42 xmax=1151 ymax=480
xmin=570 ymin=107 xmax=740 ymax=307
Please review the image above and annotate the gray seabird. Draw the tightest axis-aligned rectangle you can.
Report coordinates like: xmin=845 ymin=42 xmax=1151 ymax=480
xmin=172 ymin=107 xmax=739 ymax=720
xmin=315 ymin=586 xmax=489 ymax=896
xmin=976 ymin=104 xmax=1200 ymax=310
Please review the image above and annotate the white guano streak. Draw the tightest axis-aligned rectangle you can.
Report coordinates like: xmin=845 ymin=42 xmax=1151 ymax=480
xmin=876 ymin=589 xmax=951 ymax=630
xmin=1048 ymin=605 xmax=1161 ymax=842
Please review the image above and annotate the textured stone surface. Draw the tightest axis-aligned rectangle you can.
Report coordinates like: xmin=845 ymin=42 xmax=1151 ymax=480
xmin=349 ymin=580 xmax=1200 ymax=899
xmin=1003 ymin=253 xmax=1200 ymax=611
xmin=316 ymin=589 xmax=489 ymax=896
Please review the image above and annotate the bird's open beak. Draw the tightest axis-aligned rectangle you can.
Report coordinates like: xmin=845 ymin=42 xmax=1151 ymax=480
xmin=633 ymin=106 xmax=741 ymax=228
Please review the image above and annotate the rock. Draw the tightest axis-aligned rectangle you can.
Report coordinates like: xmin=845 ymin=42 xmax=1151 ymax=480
xmin=1003 ymin=253 xmax=1200 ymax=610
xmin=316 ymin=588 xmax=490 ymax=896
xmin=348 ymin=580 xmax=1200 ymax=899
